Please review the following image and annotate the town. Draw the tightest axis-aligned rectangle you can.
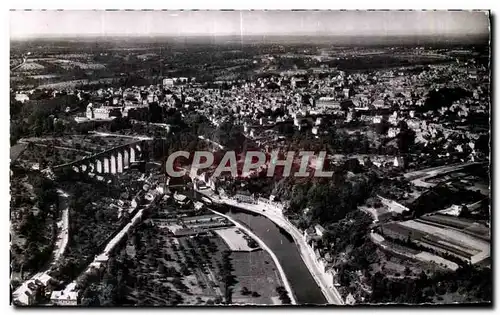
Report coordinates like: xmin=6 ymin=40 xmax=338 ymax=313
xmin=10 ymin=10 xmax=491 ymax=307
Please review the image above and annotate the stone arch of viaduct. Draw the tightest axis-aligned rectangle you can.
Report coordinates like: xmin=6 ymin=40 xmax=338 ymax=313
xmin=53 ymin=140 xmax=147 ymax=175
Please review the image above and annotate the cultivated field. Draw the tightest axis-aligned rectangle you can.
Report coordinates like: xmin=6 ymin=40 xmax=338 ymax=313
xmin=230 ymin=250 xmax=285 ymax=305
xmin=14 ymin=61 xmax=45 ymax=71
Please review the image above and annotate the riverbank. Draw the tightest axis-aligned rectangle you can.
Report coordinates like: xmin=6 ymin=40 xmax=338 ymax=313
xmin=211 ymin=195 xmax=344 ymax=305
xmin=210 ymin=209 xmax=298 ymax=305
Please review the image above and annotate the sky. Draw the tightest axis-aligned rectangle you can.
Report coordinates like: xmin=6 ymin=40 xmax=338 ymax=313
xmin=10 ymin=10 xmax=490 ymax=39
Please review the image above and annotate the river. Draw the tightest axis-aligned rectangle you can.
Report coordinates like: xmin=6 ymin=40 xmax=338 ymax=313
xmin=213 ymin=204 xmax=327 ymax=305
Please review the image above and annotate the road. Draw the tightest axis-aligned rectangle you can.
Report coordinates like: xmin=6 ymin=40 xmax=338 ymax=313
xmin=88 ymin=131 xmax=153 ymax=141
xmin=404 ymin=161 xmax=482 ymax=180
xmin=209 ymin=208 xmax=298 ymax=305
xmin=404 ymin=161 xmax=485 ymax=187
xmin=198 ymin=189 xmax=344 ymax=305
xmin=56 ymin=192 xmax=154 ymax=298
xmin=52 ymin=190 xmax=70 ymax=264
xmin=10 ymin=57 xmax=27 ymax=72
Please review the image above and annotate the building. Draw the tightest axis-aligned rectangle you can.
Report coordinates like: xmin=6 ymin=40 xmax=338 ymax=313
xmin=439 ymin=204 xmax=465 ymax=216
xmin=85 ymin=103 xmax=116 ymax=120
xmin=388 ymin=127 xmax=400 ymax=138
xmin=145 ymin=190 xmax=162 ymax=202
xmin=234 ymin=193 xmax=257 ymax=204
xmin=343 ymin=88 xmax=351 ymax=99
xmin=13 ymin=287 xmax=35 ymax=305
xmin=12 ymin=273 xmax=54 ymax=305
xmin=372 ymin=116 xmax=382 ymax=124
xmin=165 ymin=224 xmax=205 ymax=237
xmin=50 ymin=290 xmax=78 ymax=306
xmin=292 ymin=78 xmax=308 ymax=89
xmin=314 ymin=224 xmax=326 ymax=237
xmin=345 ymin=293 xmax=356 ymax=305
xmin=317 ymin=97 xmax=341 ymax=110
xmin=173 ymin=193 xmax=190 ymax=206
xmin=15 ymin=93 xmax=30 ymax=103
xmin=163 ymin=78 xmax=174 ymax=87
xmin=372 ymin=99 xmax=389 ymax=109
xmin=378 ymin=195 xmax=409 ymax=213
xmin=304 ymin=227 xmax=318 ymax=243
xmin=393 ymin=156 xmax=405 ymax=168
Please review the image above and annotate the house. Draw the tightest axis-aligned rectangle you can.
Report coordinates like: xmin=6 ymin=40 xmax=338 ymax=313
xmin=167 ymin=224 xmax=205 ymax=237
xmin=317 ymin=97 xmax=341 ymax=110
xmin=372 ymin=99 xmax=387 ymax=109
xmin=174 ymin=193 xmax=190 ymax=206
xmin=145 ymin=190 xmax=161 ymax=202
xmin=393 ymin=156 xmax=405 ymax=168
xmin=12 ymin=272 xmax=55 ymax=305
xmin=378 ymin=195 xmax=409 ymax=213
xmin=387 ymin=127 xmax=400 ymax=138
xmin=303 ymin=227 xmax=317 ymax=242
xmin=15 ymin=93 xmax=30 ymax=103
xmin=163 ymin=78 xmax=174 ymax=87
xmin=50 ymin=290 xmax=78 ymax=306
xmin=13 ymin=288 xmax=35 ymax=306
xmin=234 ymin=192 xmax=256 ymax=204
xmin=314 ymin=224 xmax=326 ymax=238
xmin=345 ymin=293 xmax=356 ymax=305
xmin=95 ymin=253 xmax=110 ymax=263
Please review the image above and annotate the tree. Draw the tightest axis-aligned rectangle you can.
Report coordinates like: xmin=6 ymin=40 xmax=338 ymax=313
xmin=158 ymin=263 xmax=166 ymax=276
xmin=276 ymin=286 xmax=291 ymax=304
xmin=240 ymin=286 xmax=250 ymax=295
xmin=404 ymin=266 xmax=412 ymax=276
xmin=81 ymin=284 xmax=101 ymax=306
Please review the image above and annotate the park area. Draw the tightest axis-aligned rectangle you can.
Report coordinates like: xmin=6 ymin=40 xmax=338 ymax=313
xmin=214 ymin=227 xmax=260 ymax=252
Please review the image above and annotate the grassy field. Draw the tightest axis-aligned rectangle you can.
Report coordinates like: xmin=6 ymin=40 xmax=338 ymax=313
xmin=229 ymin=250 xmax=285 ymax=305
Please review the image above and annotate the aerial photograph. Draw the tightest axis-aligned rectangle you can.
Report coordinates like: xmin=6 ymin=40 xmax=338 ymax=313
xmin=9 ymin=10 xmax=491 ymax=306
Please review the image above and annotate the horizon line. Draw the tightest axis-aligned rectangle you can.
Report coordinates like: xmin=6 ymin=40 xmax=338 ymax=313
xmin=11 ymin=32 xmax=490 ymax=40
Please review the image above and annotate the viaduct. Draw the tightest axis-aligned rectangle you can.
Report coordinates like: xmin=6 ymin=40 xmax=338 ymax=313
xmin=52 ymin=140 xmax=148 ymax=175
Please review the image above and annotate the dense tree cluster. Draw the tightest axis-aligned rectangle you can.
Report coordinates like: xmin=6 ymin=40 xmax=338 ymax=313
xmin=49 ymin=176 xmax=130 ymax=283
xmin=274 ymin=169 xmax=378 ymax=227
xmin=370 ymin=265 xmax=492 ymax=304
xmin=10 ymin=93 xmax=83 ymax=145
xmin=418 ymin=87 xmax=472 ymax=113
xmin=218 ymin=250 xmax=237 ymax=304
xmin=275 ymin=286 xmax=292 ymax=304
xmin=10 ymin=174 xmax=59 ymax=273
xmin=409 ymin=184 xmax=486 ymax=217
